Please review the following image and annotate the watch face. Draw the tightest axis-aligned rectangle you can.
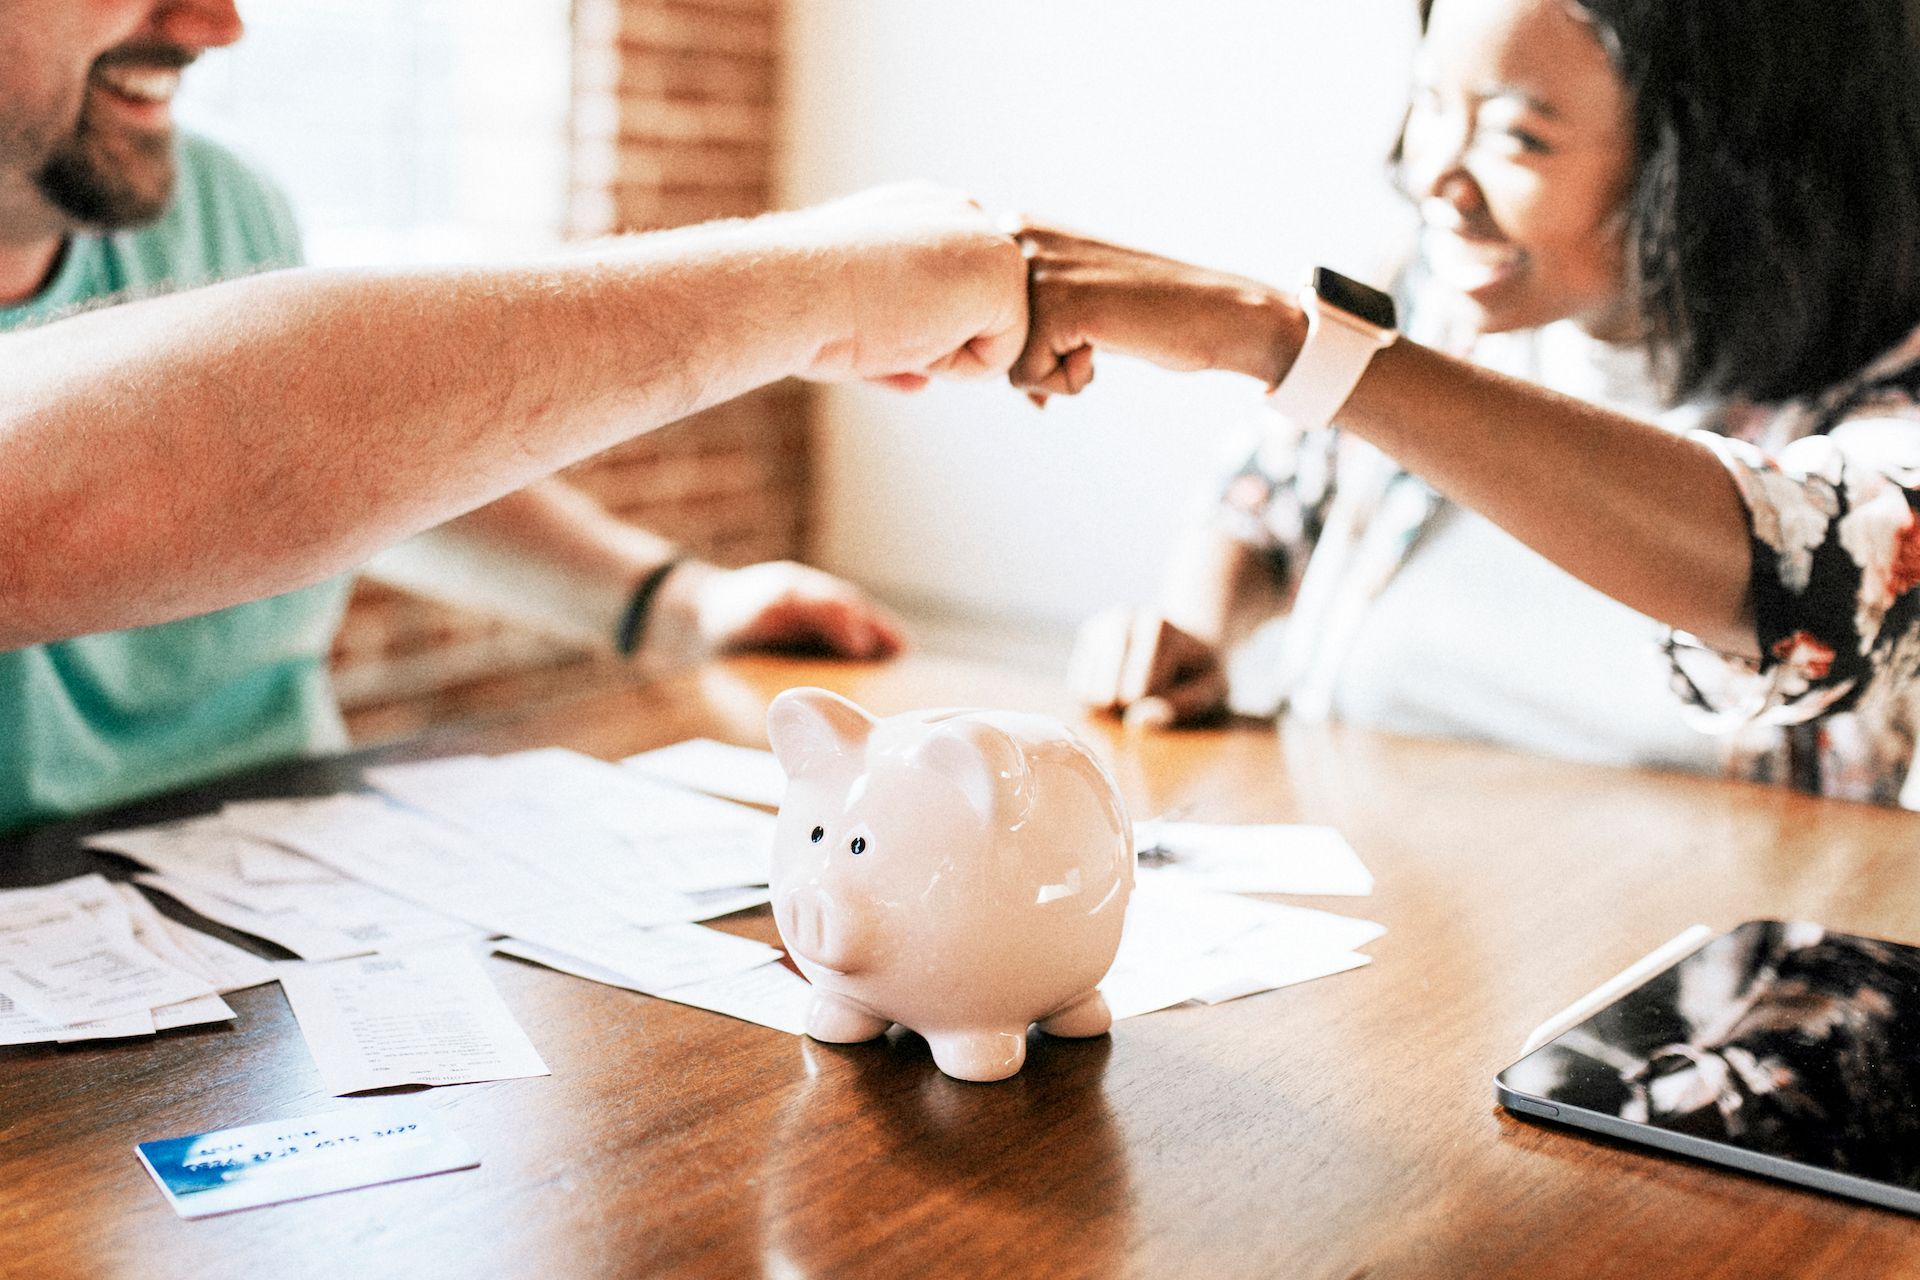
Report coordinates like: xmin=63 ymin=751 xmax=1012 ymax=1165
xmin=1312 ymin=267 xmax=1397 ymax=331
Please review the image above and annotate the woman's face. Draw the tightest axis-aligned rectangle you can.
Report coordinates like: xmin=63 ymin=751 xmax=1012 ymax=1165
xmin=1402 ymin=0 xmax=1637 ymax=339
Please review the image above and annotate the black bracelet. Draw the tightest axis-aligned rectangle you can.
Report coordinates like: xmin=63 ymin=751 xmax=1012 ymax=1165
xmin=615 ymin=557 xmax=687 ymax=658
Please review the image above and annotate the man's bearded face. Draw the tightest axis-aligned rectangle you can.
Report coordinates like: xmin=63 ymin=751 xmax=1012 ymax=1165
xmin=36 ymin=40 xmax=196 ymax=228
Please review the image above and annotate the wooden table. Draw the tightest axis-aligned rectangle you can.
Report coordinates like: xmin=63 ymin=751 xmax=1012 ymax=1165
xmin=5 ymin=654 xmax=1919 ymax=1278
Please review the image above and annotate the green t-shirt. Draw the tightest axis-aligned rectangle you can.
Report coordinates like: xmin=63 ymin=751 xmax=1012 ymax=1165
xmin=0 ymin=133 xmax=351 ymax=834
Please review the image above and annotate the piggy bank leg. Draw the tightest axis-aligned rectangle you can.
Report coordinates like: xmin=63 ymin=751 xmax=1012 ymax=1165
xmin=1037 ymin=989 xmax=1112 ymax=1038
xmin=806 ymin=991 xmax=891 ymax=1044
xmin=927 ymin=1029 xmax=1027 ymax=1082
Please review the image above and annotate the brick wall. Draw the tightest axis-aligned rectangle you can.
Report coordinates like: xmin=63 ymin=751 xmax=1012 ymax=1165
xmin=570 ymin=0 xmax=776 ymax=236
xmin=333 ymin=0 xmax=808 ymax=743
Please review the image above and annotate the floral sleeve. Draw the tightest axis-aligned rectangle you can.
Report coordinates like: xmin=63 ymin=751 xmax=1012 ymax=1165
xmin=1211 ymin=422 xmax=1341 ymax=600
xmin=1668 ymin=427 xmax=1920 ymax=728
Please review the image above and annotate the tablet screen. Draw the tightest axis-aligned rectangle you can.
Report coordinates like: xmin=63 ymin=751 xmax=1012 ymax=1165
xmin=1497 ymin=920 xmax=1920 ymax=1197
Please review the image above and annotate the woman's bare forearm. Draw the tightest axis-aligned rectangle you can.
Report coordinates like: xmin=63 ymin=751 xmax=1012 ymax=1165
xmin=1337 ymin=339 xmax=1756 ymax=655
xmin=1010 ymin=224 xmax=1758 ymax=655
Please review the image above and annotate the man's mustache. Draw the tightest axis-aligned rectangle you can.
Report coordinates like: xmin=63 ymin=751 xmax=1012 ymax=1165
xmin=92 ymin=43 xmax=198 ymax=75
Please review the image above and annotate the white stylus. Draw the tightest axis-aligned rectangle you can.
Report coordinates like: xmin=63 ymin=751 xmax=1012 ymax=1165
xmin=1519 ymin=924 xmax=1717 ymax=1057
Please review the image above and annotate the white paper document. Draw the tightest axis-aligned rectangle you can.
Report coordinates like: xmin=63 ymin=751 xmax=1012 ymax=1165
xmin=368 ymin=748 xmax=777 ymax=896
xmin=499 ymin=920 xmax=780 ymax=994
xmin=235 ymin=840 xmax=338 ymax=885
xmin=148 ymin=994 xmax=239 ymax=1032
xmin=1135 ymin=822 xmax=1373 ymax=896
xmin=222 ymin=788 xmax=781 ymax=986
xmin=0 ymin=988 xmax=136 ymax=1045
xmin=1100 ymin=880 xmax=1384 ymax=1020
xmin=0 ymin=876 xmax=245 ymax=1044
xmin=89 ymin=814 xmax=474 ymax=960
xmin=0 ymin=876 xmax=215 ymax=1027
xmin=685 ymin=885 xmax=775 ymax=921
xmin=622 ymin=738 xmax=788 ymax=809
xmin=98 ymin=884 xmax=240 ymax=1033
xmin=222 ymin=793 xmax=591 ymax=933
xmin=110 ymin=886 xmax=279 ymax=996
xmin=651 ymin=963 xmax=813 ymax=1034
xmin=1189 ymin=949 xmax=1372 ymax=1006
xmin=132 ymin=873 xmax=371 ymax=964
xmin=110 ymin=881 xmax=277 ymax=995
xmin=1099 ymin=954 xmax=1245 ymax=1022
xmin=1123 ymin=880 xmax=1384 ymax=954
xmin=495 ymin=939 xmax=813 ymax=1035
xmin=354 ymin=758 xmax=711 ymax=924
xmin=277 ymin=946 xmax=550 ymax=1095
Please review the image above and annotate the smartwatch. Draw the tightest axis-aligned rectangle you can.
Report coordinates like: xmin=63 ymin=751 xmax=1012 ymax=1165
xmin=1265 ymin=266 xmax=1398 ymax=432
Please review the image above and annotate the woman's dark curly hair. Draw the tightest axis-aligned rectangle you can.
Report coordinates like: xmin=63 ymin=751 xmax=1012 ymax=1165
xmin=1409 ymin=0 xmax=1920 ymax=404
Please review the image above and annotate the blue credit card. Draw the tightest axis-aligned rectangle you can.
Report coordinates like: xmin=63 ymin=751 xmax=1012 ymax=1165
xmin=135 ymin=1100 xmax=478 ymax=1218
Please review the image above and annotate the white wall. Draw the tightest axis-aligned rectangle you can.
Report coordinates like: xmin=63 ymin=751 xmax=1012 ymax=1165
xmin=780 ymin=1 xmax=1420 ymax=660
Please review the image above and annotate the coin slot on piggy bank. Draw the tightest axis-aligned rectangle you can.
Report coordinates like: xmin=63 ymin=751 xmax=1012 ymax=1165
xmin=766 ymin=687 xmax=1135 ymax=1082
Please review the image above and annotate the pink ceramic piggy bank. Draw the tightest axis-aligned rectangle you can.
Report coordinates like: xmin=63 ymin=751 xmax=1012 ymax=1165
xmin=766 ymin=687 xmax=1134 ymax=1082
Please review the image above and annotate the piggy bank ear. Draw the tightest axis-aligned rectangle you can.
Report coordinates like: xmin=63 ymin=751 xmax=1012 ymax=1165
xmin=908 ymin=720 xmax=1028 ymax=821
xmin=767 ymin=687 xmax=875 ymax=776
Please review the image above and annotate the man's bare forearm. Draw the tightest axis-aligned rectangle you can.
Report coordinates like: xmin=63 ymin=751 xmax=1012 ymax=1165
xmin=0 ymin=188 xmax=1025 ymax=647
xmin=0 ymin=234 xmax=818 ymax=640
xmin=361 ymin=480 xmax=666 ymax=650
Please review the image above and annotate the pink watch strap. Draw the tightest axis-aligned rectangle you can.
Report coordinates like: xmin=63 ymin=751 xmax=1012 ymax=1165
xmin=1266 ymin=284 xmax=1396 ymax=432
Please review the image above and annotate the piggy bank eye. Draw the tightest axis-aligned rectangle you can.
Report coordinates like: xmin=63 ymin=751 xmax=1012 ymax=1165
xmin=809 ymin=826 xmax=824 ymax=843
xmin=850 ymin=836 xmax=867 ymax=856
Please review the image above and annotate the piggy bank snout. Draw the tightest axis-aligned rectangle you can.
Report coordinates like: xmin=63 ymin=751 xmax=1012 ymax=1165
xmin=775 ymin=884 xmax=865 ymax=974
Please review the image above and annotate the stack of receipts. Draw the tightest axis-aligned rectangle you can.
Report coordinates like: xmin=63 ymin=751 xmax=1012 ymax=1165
xmin=82 ymin=747 xmax=795 ymax=1034
xmin=0 ymin=875 xmax=276 ymax=1045
xmin=60 ymin=740 xmax=1385 ymax=1056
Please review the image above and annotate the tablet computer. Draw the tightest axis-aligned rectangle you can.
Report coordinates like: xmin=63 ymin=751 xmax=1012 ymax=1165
xmin=1495 ymin=920 xmax=1920 ymax=1214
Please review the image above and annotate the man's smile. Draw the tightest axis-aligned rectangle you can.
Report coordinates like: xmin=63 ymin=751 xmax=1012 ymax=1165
xmin=86 ymin=46 xmax=195 ymax=130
